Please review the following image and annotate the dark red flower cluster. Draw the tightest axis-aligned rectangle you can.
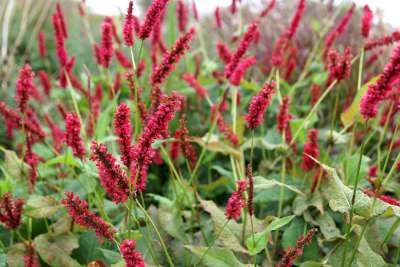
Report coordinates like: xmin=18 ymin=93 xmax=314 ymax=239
xmin=177 ymin=0 xmax=188 ymax=33
xmin=0 ymin=193 xmax=24 ymax=229
xmin=327 ymin=47 xmax=352 ymax=82
xmin=151 ymin=28 xmax=195 ymax=87
xmin=365 ymin=31 xmax=400 ymax=51
xmin=245 ymin=81 xmax=276 ymax=129
xmin=37 ymin=31 xmax=47 ymax=58
xmin=51 ymin=9 xmax=68 ymax=67
xmin=276 ymin=228 xmax=317 ymax=267
xmin=225 ymin=180 xmax=247 ymax=221
xmin=215 ymin=7 xmax=222 ymax=28
xmin=61 ymin=192 xmax=116 ymax=240
xmin=65 ymin=112 xmax=86 ymax=158
xmin=224 ymin=21 xmax=259 ymax=78
xmin=114 ymin=103 xmax=132 ymax=168
xmin=360 ymin=43 xmax=400 ymax=119
xmin=217 ymin=115 xmax=239 ymax=146
xmin=101 ymin=18 xmax=114 ymax=68
xmin=120 ymin=239 xmax=145 ymax=267
xmin=230 ymin=0 xmax=237 ymax=14
xmin=301 ymin=129 xmax=319 ymax=171
xmin=174 ymin=115 xmax=197 ymax=168
xmin=38 ymin=71 xmax=51 ymax=96
xmin=192 ymin=0 xmax=199 ymax=21
xmin=246 ymin=165 xmax=254 ymax=216
xmin=115 ymin=50 xmax=133 ymax=69
xmin=123 ymin=1 xmax=134 ymax=46
xmin=139 ymin=0 xmax=169 ymax=40
xmin=93 ymin=43 xmax=102 ymax=65
xmin=15 ymin=64 xmax=35 ymax=113
xmin=276 ymin=96 xmax=291 ymax=133
xmin=361 ymin=5 xmax=373 ymax=39
xmin=216 ymin=42 xmax=232 ymax=64
xmin=44 ymin=113 xmax=65 ymax=152
xmin=90 ymin=141 xmax=130 ymax=204
xmin=25 ymin=134 xmax=39 ymax=192
xmin=286 ymin=0 xmax=306 ymax=39
xmin=260 ymin=0 xmax=276 ymax=17
xmin=310 ymin=84 xmax=321 ymax=106
xmin=131 ymin=92 xmax=183 ymax=192
xmin=24 ymin=242 xmax=40 ymax=267
xmin=182 ymin=73 xmax=207 ymax=99
xmin=230 ymin=56 xmax=256 ymax=86
xmin=55 ymin=2 xmax=68 ymax=38
xmin=324 ymin=4 xmax=355 ymax=49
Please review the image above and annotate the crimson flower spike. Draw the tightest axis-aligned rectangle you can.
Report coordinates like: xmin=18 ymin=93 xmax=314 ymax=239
xmin=38 ymin=71 xmax=51 ymax=96
xmin=182 ymin=73 xmax=207 ymax=99
xmin=245 ymin=81 xmax=276 ymax=129
xmin=15 ymin=64 xmax=35 ymax=114
xmin=225 ymin=180 xmax=247 ymax=221
xmin=115 ymin=49 xmax=133 ymax=69
xmin=113 ymin=103 xmax=132 ymax=168
xmin=0 ymin=193 xmax=24 ymax=229
xmin=301 ymin=129 xmax=319 ymax=171
xmin=24 ymin=242 xmax=40 ymax=267
xmin=327 ymin=47 xmax=352 ymax=82
xmin=61 ymin=192 xmax=116 ymax=240
xmin=324 ymin=4 xmax=355 ymax=49
xmin=90 ymin=141 xmax=130 ymax=204
xmin=150 ymin=28 xmax=195 ymax=87
xmin=56 ymin=2 xmax=68 ymax=38
xmin=123 ymin=1 xmax=134 ymax=46
xmin=286 ymin=0 xmax=306 ymax=39
xmin=51 ymin=13 xmax=68 ymax=67
xmin=191 ymin=0 xmax=199 ymax=21
xmin=215 ymin=7 xmax=222 ymax=28
xmin=120 ymin=240 xmax=145 ymax=267
xmin=229 ymin=56 xmax=256 ymax=86
xmin=139 ymin=0 xmax=169 ymax=40
xmin=131 ymin=92 xmax=183 ymax=192
xmin=216 ymin=42 xmax=232 ymax=64
xmin=364 ymin=31 xmax=400 ymax=51
xmin=360 ymin=43 xmax=400 ymax=119
xmin=361 ymin=5 xmax=373 ymax=39
xmin=224 ymin=21 xmax=259 ymax=79
xmin=177 ymin=0 xmax=188 ymax=33
xmin=65 ymin=112 xmax=86 ymax=159
xmin=37 ymin=31 xmax=47 ymax=58
xmin=260 ymin=0 xmax=276 ymax=17
xmin=276 ymin=95 xmax=290 ymax=134
xmin=100 ymin=18 xmax=114 ymax=68
xmin=246 ymin=165 xmax=254 ymax=216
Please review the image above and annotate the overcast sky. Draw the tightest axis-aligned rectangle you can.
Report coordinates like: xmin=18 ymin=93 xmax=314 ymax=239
xmin=86 ymin=0 xmax=400 ymax=27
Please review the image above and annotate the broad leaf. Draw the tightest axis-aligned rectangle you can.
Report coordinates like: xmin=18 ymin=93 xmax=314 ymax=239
xmin=185 ymin=246 xmax=246 ymax=267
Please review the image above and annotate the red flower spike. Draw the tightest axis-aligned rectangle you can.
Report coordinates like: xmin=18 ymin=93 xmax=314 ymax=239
xmin=115 ymin=49 xmax=133 ymax=69
xmin=0 ymin=193 xmax=24 ymax=230
xmin=25 ymin=134 xmax=39 ymax=192
xmin=90 ymin=141 xmax=130 ymax=204
xmin=217 ymin=115 xmax=239 ymax=146
xmin=229 ymin=56 xmax=256 ymax=86
xmin=327 ymin=47 xmax=352 ymax=82
xmin=56 ymin=2 xmax=68 ymax=38
xmin=151 ymin=28 xmax=195 ymax=87
xmin=301 ymin=129 xmax=319 ymax=171
xmin=365 ymin=31 xmax=400 ymax=51
xmin=65 ymin=112 xmax=86 ymax=159
xmin=192 ymin=0 xmax=199 ymax=21
xmin=139 ymin=0 xmax=169 ymax=40
xmin=286 ymin=0 xmax=306 ymax=39
xmin=360 ymin=43 xmax=400 ymax=119
xmin=215 ymin=7 xmax=222 ymax=28
xmin=51 ymin=13 xmax=68 ymax=66
xmin=177 ymin=0 xmax=188 ymax=33
xmin=120 ymin=240 xmax=145 ymax=267
xmin=38 ymin=71 xmax=51 ymax=96
xmin=113 ymin=103 xmax=132 ymax=168
xmin=260 ymin=0 xmax=276 ymax=17
xmin=216 ymin=42 xmax=232 ymax=64
xmin=225 ymin=180 xmax=247 ymax=221
xmin=361 ymin=5 xmax=373 ymax=39
xmin=37 ymin=31 xmax=47 ymax=58
xmin=324 ymin=4 xmax=355 ymax=49
xmin=44 ymin=113 xmax=65 ymax=152
xmin=310 ymin=84 xmax=320 ymax=106
xmin=61 ymin=192 xmax=116 ymax=240
xmin=246 ymin=165 xmax=254 ymax=216
xmin=245 ymin=81 xmax=276 ymax=129
xmin=100 ymin=18 xmax=114 ymax=68
xmin=224 ymin=21 xmax=259 ymax=79
xmin=182 ymin=73 xmax=207 ymax=99
xmin=15 ymin=64 xmax=35 ymax=113
xmin=24 ymin=242 xmax=40 ymax=267
xmin=123 ymin=1 xmax=135 ymax=46
xmin=93 ymin=43 xmax=102 ymax=65
xmin=276 ymin=96 xmax=290 ymax=133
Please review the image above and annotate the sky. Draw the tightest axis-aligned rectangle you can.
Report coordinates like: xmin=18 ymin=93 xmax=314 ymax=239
xmin=86 ymin=0 xmax=400 ymax=27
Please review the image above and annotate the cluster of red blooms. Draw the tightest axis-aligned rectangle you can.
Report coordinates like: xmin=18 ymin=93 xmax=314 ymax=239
xmin=276 ymin=96 xmax=291 ymax=134
xmin=230 ymin=56 xmax=257 ymax=86
xmin=115 ymin=50 xmax=133 ymax=69
xmin=0 ymin=193 xmax=24 ymax=229
xmin=271 ymin=0 xmax=305 ymax=66
xmin=217 ymin=114 xmax=239 ymax=146
xmin=225 ymin=180 xmax=247 ymax=221
xmin=216 ymin=42 xmax=232 ymax=64
xmin=61 ymin=192 xmax=116 ymax=240
xmin=215 ymin=7 xmax=222 ymax=28
xmin=177 ymin=0 xmax=188 ymax=33
xmin=224 ymin=22 xmax=259 ymax=78
xmin=139 ymin=0 xmax=169 ymax=40
xmin=120 ymin=239 xmax=145 ymax=267
xmin=44 ymin=113 xmax=65 ymax=152
xmin=365 ymin=31 xmax=400 ymax=51
xmin=123 ymin=1 xmax=134 ymax=46
xmin=101 ymin=18 xmax=114 ymax=68
xmin=245 ymin=81 xmax=276 ymax=129
xmin=24 ymin=242 xmax=40 ymax=267
xmin=361 ymin=5 xmax=373 ymax=38
xmin=15 ymin=64 xmax=35 ymax=114
xmin=170 ymin=115 xmax=197 ymax=169
xmin=51 ymin=5 xmax=68 ymax=67
xmin=364 ymin=189 xmax=400 ymax=207
xmin=65 ymin=113 xmax=86 ymax=159
xmin=246 ymin=165 xmax=254 ymax=216
xmin=38 ymin=71 xmax=51 ymax=96
xmin=327 ymin=47 xmax=352 ymax=82
xmin=114 ymin=103 xmax=133 ymax=168
xmin=90 ymin=141 xmax=130 ymax=204
xmin=25 ymin=134 xmax=39 ymax=192
xmin=151 ymin=28 xmax=195 ymax=87
xmin=360 ymin=43 xmax=400 ymax=119
xmin=324 ymin=4 xmax=355 ymax=52
xmin=301 ymin=129 xmax=319 ymax=171
xmin=276 ymin=228 xmax=318 ymax=267
xmin=182 ymin=73 xmax=208 ymax=99
xmin=131 ymin=93 xmax=183 ymax=192
xmin=37 ymin=31 xmax=47 ymax=58
xmin=259 ymin=0 xmax=276 ymax=18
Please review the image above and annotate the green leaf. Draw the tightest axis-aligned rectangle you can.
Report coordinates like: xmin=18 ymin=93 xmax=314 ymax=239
xmin=96 ymin=248 xmax=121 ymax=264
xmin=25 ymin=195 xmax=61 ymax=218
xmin=254 ymin=176 xmax=304 ymax=196
xmin=45 ymin=150 xmax=80 ymax=167
xmin=158 ymin=205 xmax=188 ymax=242
xmin=342 ymin=153 xmax=370 ymax=186
xmin=246 ymin=230 xmax=268 ymax=255
xmin=185 ymin=246 xmax=246 ymax=267
xmin=293 ymin=192 xmax=324 ymax=215
xmin=312 ymin=72 xmax=328 ymax=86
xmin=266 ymin=215 xmax=296 ymax=231
xmin=34 ymin=233 xmax=80 ymax=267
xmin=0 ymin=148 xmax=28 ymax=178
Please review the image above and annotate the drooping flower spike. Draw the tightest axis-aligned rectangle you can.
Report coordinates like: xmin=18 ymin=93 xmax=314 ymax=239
xmin=65 ymin=112 xmax=86 ymax=159
xmin=177 ymin=0 xmax=188 ymax=33
xmin=139 ymin=0 xmax=169 ymax=40
xmin=123 ymin=1 xmax=135 ymax=46
xmin=365 ymin=31 xmax=400 ymax=51
xmin=301 ymin=129 xmax=319 ymax=171
xmin=225 ymin=180 xmax=247 ymax=221
xmin=361 ymin=5 xmax=373 ymax=39
xmin=113 ymin=103 xmax=133 ymax=168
